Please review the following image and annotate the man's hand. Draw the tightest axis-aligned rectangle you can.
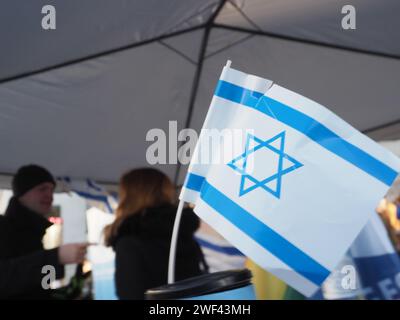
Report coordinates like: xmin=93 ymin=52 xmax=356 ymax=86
xmin=58 ymin=243 xmax=90 ymax=265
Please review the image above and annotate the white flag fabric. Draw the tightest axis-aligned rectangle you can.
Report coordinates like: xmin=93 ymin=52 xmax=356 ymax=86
xmin=180 ymin=64 xmax=400 ymax=297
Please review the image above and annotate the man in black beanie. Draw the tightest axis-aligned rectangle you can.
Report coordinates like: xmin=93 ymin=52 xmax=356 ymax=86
xmin=12 ymin=164 xmax=57 ymax=216
xmin=0 ymin=164 xmax=89 ymax=299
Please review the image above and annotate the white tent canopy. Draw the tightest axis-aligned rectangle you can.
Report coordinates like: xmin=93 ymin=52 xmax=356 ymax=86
xmin=1 ymin=0 xmax=399 ymax=186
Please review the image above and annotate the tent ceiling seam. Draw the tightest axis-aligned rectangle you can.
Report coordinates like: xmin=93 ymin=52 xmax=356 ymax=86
xmin=158 ymin=40 xmax=197 ymax=65
xmin=0 ymin=25 xmax=206 ymax=85
xmin=168 ymin=1 xmax=222 ymax=33
xmin=204 ymin=33 xmax=254 ymax=60
xmin=363 ymin=118 xmax=400 ymax=134
xmin=212 ymin=23 xmax=400 ymax=61
xmin=227 ymin=0 xmax=262 ymax=31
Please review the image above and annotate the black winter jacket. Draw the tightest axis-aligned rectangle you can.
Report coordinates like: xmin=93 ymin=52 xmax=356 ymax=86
xmin=0 ymin=197 xmax=64 ymax=299
xmin=109 ymin=205 xmax=207 ymax=300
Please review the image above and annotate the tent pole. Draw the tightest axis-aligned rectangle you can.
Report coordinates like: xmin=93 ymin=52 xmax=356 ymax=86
xmin=174 ymin=0 xmax=228 ymax=185
xmin=173 ymin=28 xmax=211 ymax=185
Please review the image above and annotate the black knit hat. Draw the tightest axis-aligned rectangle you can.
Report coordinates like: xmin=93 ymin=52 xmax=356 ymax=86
xmin=12 ymin=165 xmax=56 ymax=198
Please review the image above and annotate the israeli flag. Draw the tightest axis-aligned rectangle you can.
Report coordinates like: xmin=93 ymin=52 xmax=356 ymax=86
xmin=180 ymin=63 xmax=400 ymax=297
xmin=58 ymin=176 xmax=117 ymax=213
xmin=350 ymin=213 xmax=400 ymax=300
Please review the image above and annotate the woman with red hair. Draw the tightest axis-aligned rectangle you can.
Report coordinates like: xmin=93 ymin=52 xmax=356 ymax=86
xmin=104 ymin=168 xmax=207 ymax=299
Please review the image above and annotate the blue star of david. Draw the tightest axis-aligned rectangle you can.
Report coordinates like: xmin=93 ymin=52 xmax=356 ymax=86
xmin=227 ymin=131 xmax=303 ymax=198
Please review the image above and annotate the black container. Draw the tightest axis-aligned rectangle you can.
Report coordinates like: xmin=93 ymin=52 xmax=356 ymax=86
xmin=145 ymin=269 xmax=255 ymax=300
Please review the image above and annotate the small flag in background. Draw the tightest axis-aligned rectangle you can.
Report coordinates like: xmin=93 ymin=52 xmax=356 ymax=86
xmin=195 ymin=231 xmax=246 ymax=273
xmin=58 ymin=176 xmax=117 ymax=213
xmin=180 ymin=63 xmax=400 ymax=297
xmin=350 ymin=213 xmax=400 ymax=299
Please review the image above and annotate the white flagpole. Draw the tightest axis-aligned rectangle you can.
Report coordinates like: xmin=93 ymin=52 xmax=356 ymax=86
xmin=167 ymin=59 xmax=232 ymax=284
xmin=168 ymin=199 xmax=185 ymax=284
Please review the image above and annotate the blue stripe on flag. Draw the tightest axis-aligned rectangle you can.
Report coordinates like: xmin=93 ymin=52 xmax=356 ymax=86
xmin=87 ymin=179 xmax=103 ymax=192
xmin=200 ymin=180 xmax=330 ymax=286
xmin=184 ymin=173 xmax=205 ymax=191
xmin=195 ymin=237 xmax=245 ymax=256
xmin=214 ymin=80 xmax=398 ymax=187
